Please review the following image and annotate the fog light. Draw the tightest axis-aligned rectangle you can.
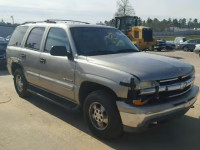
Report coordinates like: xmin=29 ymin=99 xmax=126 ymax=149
xmin=133 ymin=100 xmax=146 ymax=106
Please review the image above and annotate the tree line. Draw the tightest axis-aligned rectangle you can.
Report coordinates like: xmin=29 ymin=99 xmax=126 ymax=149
xmin=99 ymin=17 xmax=200 ymax=32
xmin=97 ymin=0 xmax=200 ymax=32
xmin=0 ymin=19 xmax=18 ymax=27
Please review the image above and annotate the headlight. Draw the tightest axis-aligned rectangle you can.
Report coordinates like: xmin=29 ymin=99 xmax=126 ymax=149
xmin=136 ymin=81 xmax=159 ymax=89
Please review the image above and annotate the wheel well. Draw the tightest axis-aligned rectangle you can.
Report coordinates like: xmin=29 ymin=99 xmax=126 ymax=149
xmin=11 ymin=63 xmax=23 ymax=75
xmin=79 ymin=81 xmax=117 ymax=106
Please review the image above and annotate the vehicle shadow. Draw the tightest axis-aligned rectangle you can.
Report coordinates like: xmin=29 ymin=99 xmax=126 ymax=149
xmin=166 ymin=56 xmax=183 ymax=59
xmin=24 ymin=95 xmax=200 ymax=150
xmin=105 ymin=116 xmax=200 ymax=150
xmin=0 ymin=69 xmax=9 ymax=76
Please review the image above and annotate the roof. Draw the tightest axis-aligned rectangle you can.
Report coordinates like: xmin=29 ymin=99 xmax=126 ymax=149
xmin=20 ymin=19 xmax=115 ymax=29
xmin=20 ymin=22 xmax=116 ymax=30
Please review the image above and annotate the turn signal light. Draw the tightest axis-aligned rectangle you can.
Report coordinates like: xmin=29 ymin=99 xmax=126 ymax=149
xmin=133 ymin=100 xmax=146 ymax=106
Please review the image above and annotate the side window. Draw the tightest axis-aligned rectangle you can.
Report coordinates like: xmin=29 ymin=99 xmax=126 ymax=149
xmin=25 ymin=27 xmax=45 ymax=50
xmin=8 ymin=26 xmax=28 ymax=47
xmin=188 ymin=40 xmax=195 ymax=44
xmin=44 ymin=28 xmax=70 ymax=53
xmin=197 ymin=40 xmax=200 ymax=44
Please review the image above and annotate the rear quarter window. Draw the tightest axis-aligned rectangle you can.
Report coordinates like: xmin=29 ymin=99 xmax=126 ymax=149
xmin=8 ymin=26 xmax=28 ymax=47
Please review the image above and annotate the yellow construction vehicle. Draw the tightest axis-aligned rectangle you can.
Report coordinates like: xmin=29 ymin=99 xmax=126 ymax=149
xmin=115 ymin=16 xmax=157 ymax=51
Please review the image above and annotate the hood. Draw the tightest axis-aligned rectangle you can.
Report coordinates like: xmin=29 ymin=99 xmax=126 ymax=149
xmin=86 ymin=52 xmax=193 ymax=81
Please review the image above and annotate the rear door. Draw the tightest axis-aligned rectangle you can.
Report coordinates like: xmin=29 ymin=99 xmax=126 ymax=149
xmin=20 ymin=27 xmax=45 ymax=86
xmin=7 ymin=26 xmax=29 ymax=73
xmin=39 ymin=27 xmax=75 ymax=100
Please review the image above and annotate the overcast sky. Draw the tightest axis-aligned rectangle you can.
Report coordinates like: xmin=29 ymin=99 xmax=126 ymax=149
xmin=0 ymin=0 xmax=199 ymax=24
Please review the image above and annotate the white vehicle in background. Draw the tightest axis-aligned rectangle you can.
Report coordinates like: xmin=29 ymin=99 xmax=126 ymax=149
xmin=194 ymin=44 xmax=200 ymax=56
xmin=174 ymin=37 xmax=187 ymax=49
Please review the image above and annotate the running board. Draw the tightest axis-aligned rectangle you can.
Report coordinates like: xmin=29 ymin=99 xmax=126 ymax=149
xmin=27 ymin=85 xmax=79 ymax=111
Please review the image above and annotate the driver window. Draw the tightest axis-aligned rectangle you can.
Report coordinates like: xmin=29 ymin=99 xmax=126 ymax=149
xmin=44 ymin=28 xmax=70 ymax=53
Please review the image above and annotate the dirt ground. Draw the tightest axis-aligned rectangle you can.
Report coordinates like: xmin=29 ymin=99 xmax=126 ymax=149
xmin=0 ymin=51 xmax=200 ymax=150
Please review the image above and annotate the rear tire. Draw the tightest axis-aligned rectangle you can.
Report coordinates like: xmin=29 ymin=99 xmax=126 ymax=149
xmin=157 ymin=48 xmax=162 ymax=51
xmin=83 ymin=90 xmax=123 ymax=139
xmin=14 ymin=68 xmax=30 ymax=98
xmin=183 ymin=46 xmax=189 ymax=52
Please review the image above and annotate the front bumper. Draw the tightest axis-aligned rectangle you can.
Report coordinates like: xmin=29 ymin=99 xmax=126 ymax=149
xmin=117 ymin=85 xmax=199 ymax=128
xmin=0 ymin=58 xmax=6 ymax=67
xmin=154 ymin=45 xmax=165 ymax=49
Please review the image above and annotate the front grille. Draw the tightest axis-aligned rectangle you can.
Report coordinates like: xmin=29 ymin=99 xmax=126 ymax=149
xmin=140 ymin=72 xmax=194 ymax=104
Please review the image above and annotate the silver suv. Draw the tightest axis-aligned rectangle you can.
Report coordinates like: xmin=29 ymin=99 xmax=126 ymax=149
xmin=6 ymin=20 xmax=199 ymax=139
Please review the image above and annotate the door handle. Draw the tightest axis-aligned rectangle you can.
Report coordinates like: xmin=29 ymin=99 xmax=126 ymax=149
xmin=21 ymin=54 xmax=26 ymax=58
xmin=40 ymin=58 xmax=46 ymax=64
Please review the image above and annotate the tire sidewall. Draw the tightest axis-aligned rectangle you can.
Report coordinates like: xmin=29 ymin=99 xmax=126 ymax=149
xmin=83 ymin=90 xmax=123 ymax=139
xmin=183 ymin=46 xmax=189 ymax=51
xmin=14 ymin=69 xmax=29 ymax=98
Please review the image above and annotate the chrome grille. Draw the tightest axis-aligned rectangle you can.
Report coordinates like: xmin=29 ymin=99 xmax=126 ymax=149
xmin=140 ymin=72 xmax=194 ymax=99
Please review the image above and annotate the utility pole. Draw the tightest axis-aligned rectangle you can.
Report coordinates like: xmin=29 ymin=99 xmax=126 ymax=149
xmin=10 ymin=16 xmax=14 ymax=24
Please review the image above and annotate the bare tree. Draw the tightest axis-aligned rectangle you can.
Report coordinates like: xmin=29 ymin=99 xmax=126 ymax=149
xmin=115 ymin=0 xmax=135 ymax=17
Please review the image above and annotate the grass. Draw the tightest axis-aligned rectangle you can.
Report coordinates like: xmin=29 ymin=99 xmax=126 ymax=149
xmin=155 ymin=35 xmax=200 ymax=41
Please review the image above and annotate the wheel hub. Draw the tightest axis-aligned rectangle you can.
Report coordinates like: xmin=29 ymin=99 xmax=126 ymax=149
xmin=16 ymin=75 xmax=23 ymax=92
xmin=89 ymin=102 xmax=108 ymax=130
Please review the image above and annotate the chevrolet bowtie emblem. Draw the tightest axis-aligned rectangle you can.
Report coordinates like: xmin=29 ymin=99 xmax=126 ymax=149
xmin=180 ymin=82 xmax=187 ymax=89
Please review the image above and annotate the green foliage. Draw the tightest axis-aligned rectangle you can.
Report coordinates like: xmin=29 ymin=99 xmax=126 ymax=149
xmin=103 ymin=17 xmax=200 ymax=32
xmin=141 ymin=18 xmax=200 ymax=32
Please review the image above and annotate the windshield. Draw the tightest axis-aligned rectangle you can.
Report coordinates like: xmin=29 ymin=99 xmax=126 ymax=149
xmin=125 ymin=17 xmax=138 ymax=26
xmin=70 ymin=27 xmax=139 ymax=56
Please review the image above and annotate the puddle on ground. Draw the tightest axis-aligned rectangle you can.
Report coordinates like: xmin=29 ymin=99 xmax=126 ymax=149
xmin=0 ymin=91 xmax=11 ymax=104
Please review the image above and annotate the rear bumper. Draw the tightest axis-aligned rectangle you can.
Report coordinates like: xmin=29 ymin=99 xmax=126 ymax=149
xmin=117 ymin=85 xmax=199 ymax=128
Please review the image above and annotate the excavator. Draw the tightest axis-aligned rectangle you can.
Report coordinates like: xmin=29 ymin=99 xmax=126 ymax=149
xmin=115 ymin=16 xmax=164 ymax=51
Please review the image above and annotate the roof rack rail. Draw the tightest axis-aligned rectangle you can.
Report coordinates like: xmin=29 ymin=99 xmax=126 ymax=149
xmin=21 ymin=19 xmax=90 ymax=25
xmin=45 ymin=19 xmax=90 ymax=24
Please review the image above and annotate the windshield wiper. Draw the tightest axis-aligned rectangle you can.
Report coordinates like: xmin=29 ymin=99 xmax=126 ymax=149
xmin=115 ymin=49 xmax=138 ymax=54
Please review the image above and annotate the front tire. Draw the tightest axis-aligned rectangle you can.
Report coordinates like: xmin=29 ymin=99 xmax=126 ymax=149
xmin=83 ymin=90 xmax=123 ymax=139
xmin=157 ymin=48 xmax=162 ymax=51
xmin=183 ymin=46 xmax=189 ymax=52
xmin=149 ymin=45 xmax=154 ymax=51
xmin=14 ymin=69 xmax=30 ymax=98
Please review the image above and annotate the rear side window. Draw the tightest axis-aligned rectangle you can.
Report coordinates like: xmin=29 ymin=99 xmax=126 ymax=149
xmin=44 ymin=28 xmax=70 ymax=53
xmin=25 ymin=27 xmax=45 ymax=50
xmin=8 ymin=26 xmax=28 ymax=47
xmin=183 ymin=38 xmax=187 ymax=42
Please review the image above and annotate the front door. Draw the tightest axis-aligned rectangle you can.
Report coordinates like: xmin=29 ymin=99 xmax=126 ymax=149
xmin=39 ymin=27 xmax=75 ymax=101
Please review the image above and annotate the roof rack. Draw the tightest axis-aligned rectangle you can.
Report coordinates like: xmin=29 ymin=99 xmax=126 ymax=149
xmin=46 ymin=19 xmax=90 ymax=24
xmin=21 ymin=19 xmax=90 ymax=25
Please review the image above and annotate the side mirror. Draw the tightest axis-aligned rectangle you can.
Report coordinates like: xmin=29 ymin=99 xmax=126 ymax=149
xmin=50 ymin=46 xmax=72 ymax=58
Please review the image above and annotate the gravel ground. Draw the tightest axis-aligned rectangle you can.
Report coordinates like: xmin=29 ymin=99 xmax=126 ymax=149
xmin=0 ymin=51 xmax=200 ymax=150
